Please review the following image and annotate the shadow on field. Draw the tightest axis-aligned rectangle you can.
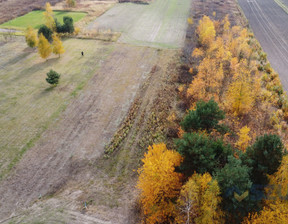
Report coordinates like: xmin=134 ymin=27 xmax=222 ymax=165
xmin=13 ymin=58 xmax=60 ymax=82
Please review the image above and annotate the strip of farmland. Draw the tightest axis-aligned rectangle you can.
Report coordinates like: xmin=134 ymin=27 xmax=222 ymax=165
xmin=238 ymin=0 xmax=288 ymax=91
xmin=86 ymin=0 xmax=191 ymax=48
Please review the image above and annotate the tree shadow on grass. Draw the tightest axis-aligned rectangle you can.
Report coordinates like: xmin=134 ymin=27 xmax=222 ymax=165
xmin=12 ymin=57 xmax=60 ymax=82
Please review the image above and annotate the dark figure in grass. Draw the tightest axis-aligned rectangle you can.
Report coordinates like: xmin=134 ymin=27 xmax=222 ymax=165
xmin=81 ymin=51 xmax=84 ymax=56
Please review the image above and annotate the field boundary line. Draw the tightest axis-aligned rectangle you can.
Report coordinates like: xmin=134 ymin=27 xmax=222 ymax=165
xmin=274 ymin=0 xmax=288 ymax=14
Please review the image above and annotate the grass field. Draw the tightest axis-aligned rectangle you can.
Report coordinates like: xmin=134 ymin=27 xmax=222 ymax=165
xmin=0 ymin=37 xmax=114 ymax=179
xmin=0 ymin=10 xmax=87 ymax=30
xmin=87 ymin=0 xmax=191 ymax=48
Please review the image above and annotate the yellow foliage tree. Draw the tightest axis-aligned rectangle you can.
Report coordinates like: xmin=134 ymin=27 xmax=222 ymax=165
xmin=265 ymin=155 xmax=288 ymax=202
xmin=235 ymin=126 xmax=251 ymax=152
xmin=187 ymin=57 xmax=224 ymax=102
xmin=44 ymin=2 xmax=56 ymax=31
xmin=38 ymin=33 xmax=52 ymax=60
xmin=242 ymin=200 xmax=288 ymax=224
xmin=52 ymin=33 xmax=65 ymax=57
xmin=137 ymin=143 xmax=183 ymax=224
xmin=176 ymin=173 xmax=223 ymax=224
xmin=197 ymin=16 xmax=216 ymax=48
xmin=25 ymin=26 xmax=38 ymax=48
xmin=224 ymin=64 xmax=255 ymax=116
xmin=223 ymin=15 xmax=230 ymax=35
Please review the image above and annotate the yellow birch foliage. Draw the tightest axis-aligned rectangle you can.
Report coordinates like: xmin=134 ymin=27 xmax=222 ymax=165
xmin=52 ymin=33 xmax=65 ymax=57
xmin=235 ymin=126 xmax=251 ymax=152
xmin=265 ymin=155 xmax=288 ymax=202
xmin=242 ymin=200 xmax=288 ymax=224
xmin=176 ymin=173 xmax=223 ymax=224
xmin=223 ymin=15 xmax=230 ymax=35
xmin=44 ymin=2 xmax=56 ymax=31
xmin=224 ymin=64 xmax=255 ymax=116
xmin=187 ymin=57 xmax=224 ymax=102
xmin=25 ymin=26 xmax=38 ymax=48
xmin=137 ymin=143 xmax=183 ymax=224
xmin=38 ymin=33 xmax=52 ymax=60
xmin=197 ymin=16 xmax=216 ymax=48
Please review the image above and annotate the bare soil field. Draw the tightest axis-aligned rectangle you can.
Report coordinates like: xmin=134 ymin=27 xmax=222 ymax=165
xmin=86 ymin=0 xmax=192 ymax=48
xmin=238 ymin=0 xmax=288 ymax=91
xmin=0 ymin=0 xmax=62 ymax=24
xmin=0 ymin=41 xmax=162 ymax=222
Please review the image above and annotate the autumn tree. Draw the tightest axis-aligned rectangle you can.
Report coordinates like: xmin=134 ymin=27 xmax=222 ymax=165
xmin=38 ymin=33 xmax=52 ymax=60
xmin=25 ymin=26 xmax=38 ymax=48
xmin=180 ymin=99 xmax=225 ymax=133
xmin=241 ymin=134 xmax=285 ymax=185
xmin=224 ymin=63 xmax=256 ymax=116
xmin=197 ymin=16 xmax=216 ymax=48
xmin=187 ymin=57 xmax=224 ymax=102
xmin=66 ymin=0 xmax=76 ymax=7
xmin=176 ymin=132 xmax=233 ymax=176
xmin=265 ymin=154 xmax=288 ymax=202
xmin=176 ymin=173 xmax=223 ymax=224
xmin=52 ymin=33 xmax=65 ymax=57
xmin=137 ymin=143 xmax=183 ymax=224
xmin=235 ymin=126 xmax=251 ymax=152
xmin=44 ymin=2 xmax=56 ymax=31
xmin=242 ymin=200 xmax=288 ymax=224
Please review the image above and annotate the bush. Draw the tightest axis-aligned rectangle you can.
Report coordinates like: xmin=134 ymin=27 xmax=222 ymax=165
xmin=55 ymin=16 xmax=74 ymax=34
xmin=38 ymin=25 xmax=53 ymax=42
xmin=175 ymin=132 xmax=233 ymax=176
xmin=180 ymin=99 xmax=226 ymax=133
xmin=46 ymin=70 xmax=60 ymax=85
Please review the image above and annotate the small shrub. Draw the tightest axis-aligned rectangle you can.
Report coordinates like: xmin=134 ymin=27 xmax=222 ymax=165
xmin=46 ymin=70 xmax=60 ymax=85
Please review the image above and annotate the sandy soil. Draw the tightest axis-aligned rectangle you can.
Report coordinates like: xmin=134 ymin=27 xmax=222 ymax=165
xmin=86 ymin=0 xmax=192 ymax=48
xmin=0 ymin=44 xmax=159 ymax=222
xmin=238 ymin=0 xmax=288 ymax=91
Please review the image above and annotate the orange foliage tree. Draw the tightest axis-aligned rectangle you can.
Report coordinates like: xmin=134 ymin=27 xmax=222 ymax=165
xmin=137 ymin=143 xmax=183 ymax=224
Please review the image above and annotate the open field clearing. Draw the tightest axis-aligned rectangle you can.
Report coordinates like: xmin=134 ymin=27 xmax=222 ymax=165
xmin=0 ymin=10 xmax=87 ymax=30
xmin=0 ymin=38 xmax=162 ymax=221
xmin=238 ymin=0 xmax=288 ymax=91
xmin=0 ymin=37 xmax=115 ymax=179
xmin=0 ymin=0 xmax=62 ymax=24
xmin=87 ymin=0 xmax=191 ymax=48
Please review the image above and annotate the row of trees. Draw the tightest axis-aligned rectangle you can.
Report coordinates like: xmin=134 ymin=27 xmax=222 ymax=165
xmin=137 ymin=15 xmax=288 ymax=223
xmin=24 ymin=2 xmax=75 ymax=59
xmin=137 ymin=99 xmax=287 ymax=223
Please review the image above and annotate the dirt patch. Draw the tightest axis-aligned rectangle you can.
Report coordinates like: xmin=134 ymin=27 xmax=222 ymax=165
xmin=0 ymin=0 xmax=62 ymax=24
xmin=86 ymin=0 xmax=192 ymax=48
xmin=238 ymin=0 xmax=288 ymax=91
xmin=0 ymin=44 xmax=159 ymax=221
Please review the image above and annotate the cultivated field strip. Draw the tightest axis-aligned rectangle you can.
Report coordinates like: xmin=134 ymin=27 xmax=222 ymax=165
xmin=0 ymin=43 xmax=158 ymax=220
xmin=238 ymin=0 xmax=288 ymax=91
xmin=87 ymin=0 xmax=191 ymax=48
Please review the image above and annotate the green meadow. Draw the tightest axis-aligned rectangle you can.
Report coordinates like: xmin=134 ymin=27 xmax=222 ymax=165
xmin=0 ymin=10 xmax=87 ymax=30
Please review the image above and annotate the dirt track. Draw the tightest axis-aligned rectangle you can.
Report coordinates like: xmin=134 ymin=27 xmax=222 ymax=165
xmin=238 ymin=0 xmax=288 ymax=91
xmin=0 ymin=44 xmax=158 ymax=221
